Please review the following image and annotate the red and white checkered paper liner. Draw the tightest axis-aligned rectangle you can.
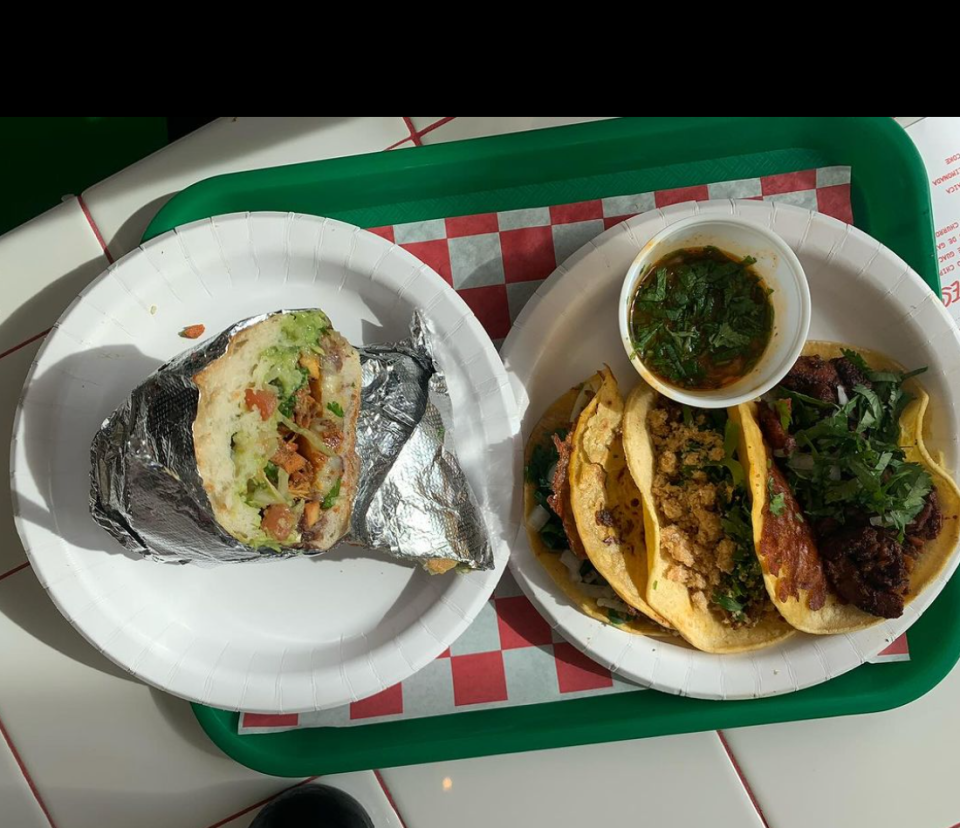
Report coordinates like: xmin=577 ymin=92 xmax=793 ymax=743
xmin=240 ymin=166 xmax=910 ymax=734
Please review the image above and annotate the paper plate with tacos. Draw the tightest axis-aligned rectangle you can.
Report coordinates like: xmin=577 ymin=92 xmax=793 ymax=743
xmin=502 ymin=199 xmax=960 ymax=699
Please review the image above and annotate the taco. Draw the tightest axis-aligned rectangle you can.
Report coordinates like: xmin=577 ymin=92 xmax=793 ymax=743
xmin=739 ymin=342 xmax=960 ymax=633
xmin=194 ymin=310 xmax=361 ymax=551
xmin=622 ymin=382 xmax=793 ymax=653
xmin=523 ymin=371 xmax=670 ymax=634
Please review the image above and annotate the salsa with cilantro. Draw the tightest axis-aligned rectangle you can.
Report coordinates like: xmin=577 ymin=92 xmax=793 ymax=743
xmin=630 ymin=247 xmax=774 ymax=391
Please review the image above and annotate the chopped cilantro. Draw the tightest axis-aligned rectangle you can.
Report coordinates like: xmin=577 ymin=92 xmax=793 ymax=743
xmin=775 ymin=398 xmax=792 ymax=431
xmin=648 ymin=268 xmax=668 ymax=301
xmin=321 ymin=478 xmax=342 ymax=510
xmin=841 ymin=348 xmax=869 ymax=372
xmin=714 ymin=592 xmax=745 ymax=615
xmin=327 ymin=401 xmax=344 ymax=418
xmin=526 ymin=432 xmax=564 ymax=486
xmin=271 ymin=367 xmax=309 ymax=419
xmin=607 ymin=609 xmax=626 ymax=625
xmin=673 ymin=407 xmax=765 ymax=624
xmin=264 ymin=462 xmax=279 ymax=486
xmin=711 ymin=323 xmax=752 ymax=350
xmin=714 ymin=482 xmax=765 ymax=625
xmin=716 ymin=418 xmax=745 ymax=489
xmin=712 ymin=500 xmax=764 ymax=625
xmin=539 ymin=521 xmax=566 ymax=549
xmin=524 ymin=429 xmax=569 ymax=551
xmin=774 ymin=351 xmax=932 ymax=535
xmin=769 ymin=492 xmax=786 ymax=516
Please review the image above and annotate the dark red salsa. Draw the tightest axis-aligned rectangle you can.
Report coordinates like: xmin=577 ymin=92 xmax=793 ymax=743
xmin=629 ymin=246 xmax=774 ymax=391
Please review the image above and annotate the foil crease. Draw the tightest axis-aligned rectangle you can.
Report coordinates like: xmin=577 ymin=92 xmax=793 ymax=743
xmin=89 ymin=311 xmax=492 ymax=570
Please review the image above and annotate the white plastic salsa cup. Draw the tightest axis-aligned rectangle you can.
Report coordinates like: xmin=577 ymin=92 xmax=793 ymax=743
xmin=618 ymin=214 xmax=811 ymax=408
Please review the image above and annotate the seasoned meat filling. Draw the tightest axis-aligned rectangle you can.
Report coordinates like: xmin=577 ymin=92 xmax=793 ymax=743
xmin=758 ymin=349 xmax=944 ymax=619
xmin=649 ymin=402 xmax=768 ymax=627
xmin=757 ymin=401 xmax=796 ymax=455
xmin=832 ymin=355 xmax=872 ymax=391
xmin=908 ymin=488 xmax=943 ymax=543
xmin=820 ymin=526 xmax=909 ymax=619
xmin=779 ymin=355 xmax=840 ymax=403
xmin=547 ymin=432 xmax=586 ymax=559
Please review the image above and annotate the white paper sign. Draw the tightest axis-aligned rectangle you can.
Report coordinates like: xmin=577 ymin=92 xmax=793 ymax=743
xmin=907 ymin=117 xmax=960 ymax=323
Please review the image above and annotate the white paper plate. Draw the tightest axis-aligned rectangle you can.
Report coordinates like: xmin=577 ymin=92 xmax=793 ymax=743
xmin=501 ymin=199 xmax=960 ymax=700
xmin=11 ymin=212 xmax=520 ymax=713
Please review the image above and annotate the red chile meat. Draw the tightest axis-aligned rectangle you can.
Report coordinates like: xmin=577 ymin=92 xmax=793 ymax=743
xmin=819 ymin=525 xmax=910 ymax=618
xmin=779 ymin=355 xmax=840 ymax=403
xmin=769 ymin=353 xmax=945 ymax=619
xmin=757 ymin=402 xmax=797 ymax=455
xmin=906 ymin=489 xmax=944 ymax=549
xmin=814 ymin=490 xmax=942 ymax=618
xmin=547 ymin=432 xmax=587 ymax=559
xmin=831 ymin=356 xmax=873 ymax=391
xmin=547 ymin=434 xmax=573 ymax=520
xmin=779 ymin=355 xmax=872 ymax=406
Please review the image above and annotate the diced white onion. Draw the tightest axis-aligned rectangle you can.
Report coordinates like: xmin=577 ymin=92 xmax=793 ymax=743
xmin=870 ymin=516 xmax=885 ymax=527
xmin=828 ymin=465 xmax=841 ymax=481
xmin=837 ymin=385 xmax=849 ymax=405
xmin=790 ymin=455 xmax=815 ymax=471
xmin=545 ymin=462 xmax=558 ymax=485
xmin=597 ymin=596 xmax=631 ymax=613
xmin=560 ymin=550 xmax=582 ymax=581
xmin=528 ymin=505 xmax=551 ymax=532
xmin=581 ymin=568 xmax=602 ymax=586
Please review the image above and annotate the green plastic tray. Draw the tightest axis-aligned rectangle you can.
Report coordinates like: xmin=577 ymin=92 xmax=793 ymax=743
xmin=143 ymin=117 xmax=950 ymax=778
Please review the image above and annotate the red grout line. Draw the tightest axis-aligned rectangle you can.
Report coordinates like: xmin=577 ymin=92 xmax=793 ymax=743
xmin=415 ymin=117 xmax=455 ymax=140
xmin=384 ymin=137 xmax=415 ymax=151
xmin=385 ymin=118 xmax=456 ymax=151
xmin=1 ymin=193 xmax=108 ymax=365
xmin=205 ymin=776 xmax=319 ymax=828
xmin=716 ymin=730 xmax=771 ymax=828
xmin=0 ymin=328 xmax=50 ymax=362
xmin=77 ymin=194 xmax=114 ymax=265
xmin=0 ymin=562 xmax=31 ymax=583
xmin=401 ymin=117 xmax=424 ymax=147
xmin=374 ymin=769 xmax=410 ymax=828
xmin=0 ymin=713 xmax=58 ymax=828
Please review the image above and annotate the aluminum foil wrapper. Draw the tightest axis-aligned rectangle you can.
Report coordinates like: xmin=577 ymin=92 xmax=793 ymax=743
xmin=90 ymin=311 xmax=492 ymax=570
